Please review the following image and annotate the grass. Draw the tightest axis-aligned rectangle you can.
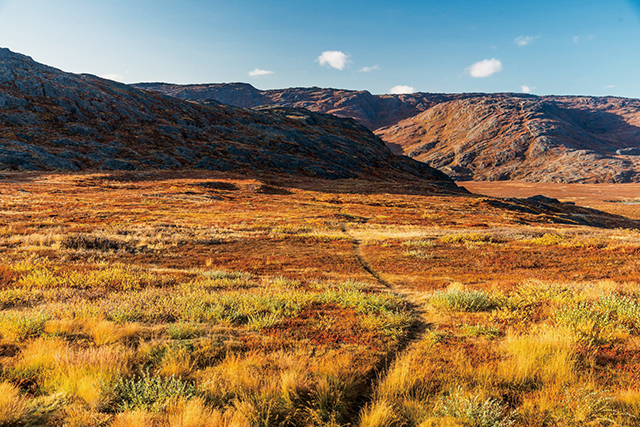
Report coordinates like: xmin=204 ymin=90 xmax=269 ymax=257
xmin=440 ymin=233 xmax=492 ymax=244
xmin=0 ymin=381 xmax=29 ymax=426
xmin=430 ymin=289 xmax=500 ymax=312
xmin=2 ymin=172 xmax=640 ymax=425
xmin=554 ymin=293 xmax=640 ymax=344
xmin=0 ymin=311 xmax=49 ymax=341
xmin=436 ymin=386 xmax=514 ymax=427
xmin=110 ymin=370 xmax=198 ymax=412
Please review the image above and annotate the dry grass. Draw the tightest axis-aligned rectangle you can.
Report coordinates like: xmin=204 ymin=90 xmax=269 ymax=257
xmin=1 ymin=172 xmax=640 ymax=425
xmin=0 ymin=381 xmax=29 ymax=426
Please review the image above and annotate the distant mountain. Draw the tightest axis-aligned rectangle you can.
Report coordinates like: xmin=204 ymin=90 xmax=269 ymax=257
xmin=378 ymin=95 xmax=640 ymax=182
xmin=0 ymin=48 xmax=454 ymax=184
xmin=138 ymin=83 xmax=640 ymax=183
xmin=133 ymin=82 xmax=483 ymax=131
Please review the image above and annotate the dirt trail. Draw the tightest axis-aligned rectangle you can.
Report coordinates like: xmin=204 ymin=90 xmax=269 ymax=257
xmin=339 ymin=221 xmax=431 ymax=422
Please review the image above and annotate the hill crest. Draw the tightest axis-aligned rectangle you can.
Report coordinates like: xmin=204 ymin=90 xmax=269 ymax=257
xmin=137 ymin=82 xmax=640 ymax=183
xmin=0 ymin=48 xmax=454 ymax=186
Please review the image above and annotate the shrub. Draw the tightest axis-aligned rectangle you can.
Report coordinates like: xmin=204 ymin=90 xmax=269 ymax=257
xmin=437 ymin=387 xmax=514 ymax=427
xmin=60 ymin=234 xmax=130 ymax=252
xmin=430 ymin=290 xmax=499 ymax=312
xmin=402 ymin=239 xmax=436 ymax=248
xmin=528 ymin=233 xmax=568 ymax=246
xmin=0 ymin=288 xmax=39 ymax=308
xmin=403 ymin=250 xmax=435 ymax=260
xmin=554 ymin=294 xmax=640 ymax=345
xmin=0 ymin=311 xmax=49 ymax=341
xmin=201 ymin=270 xmax=252 ymax=282
xmin=551 ymin=387 xmax=619 ymax=426
xmin=109 ymin=370 xmax=198 ymax=412
xmin=460 ymin=324 xmax=501 ymax=339
xmin=166 ymin=322 xmax=203 ymax=340
xmin=440 ymin=233 xmax=491 ymax=244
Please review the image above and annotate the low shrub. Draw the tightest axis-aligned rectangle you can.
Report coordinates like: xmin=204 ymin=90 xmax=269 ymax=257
xmin=109 ymin=370 xmax=198 ymax=412
xmin=166 ymin=322 xmax=203 ymax=340
xmin=440 ymin=233 xmax=491 ymax=244
xmin=430 ymin=290 xmax=500 ymax=312
xmin=437 ymin=387 xmax=514 ymax=427
xmin=528 ymin=233 xmax=568 ymax=246
xmin=554 ymin=294 xmax=640 ymax=345
xmin=60 ymin=234 xmax=131 ymax=252
xmin=0 ymin=311 xmax=49 ymax=341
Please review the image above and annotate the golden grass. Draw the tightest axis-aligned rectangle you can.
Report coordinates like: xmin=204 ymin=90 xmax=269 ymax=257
xmin=359 ymin=401 xmax=398 ymax=427
xmin=109 ymin=410 xmax=155 ymax=427
xmin=86 ymin=320 xmax=143 ymax=345
xmin=2 ymin=172 xmax=640 ymax=424
xmin=0 ymin=381 xmax=29 ymax=426
xmin=499 ymin=325 xmax=577 ymax=386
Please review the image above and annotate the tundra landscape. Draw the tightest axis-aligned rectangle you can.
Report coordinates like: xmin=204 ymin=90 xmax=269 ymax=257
xmin=2 ymin=1 xmax=640 ymax=425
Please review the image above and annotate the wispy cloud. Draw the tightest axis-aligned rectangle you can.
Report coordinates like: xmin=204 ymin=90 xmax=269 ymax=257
xmin=514 ymin=35 xmax=540 ymax=47
xmin=99 ymin=73 xmax=123 ymax=81
xmin=521 ymin=85 xmax=535 ymax=94
xmin=573 ymin=35 xmax=595 ymax=44
xmin=249 ymin=68 xmax=274 ymax=77
xmin=605 ymin=84 xmax=616 ymax=89
xmin=467 ymin=59 xmax=503 ymax=78
xmin=317 ymin=51 xmax=350 ymax=70
xmin=390 ymin=85 xmax=415 ymax=94
xmin=359 ymin=65 xmax=380 ymax=72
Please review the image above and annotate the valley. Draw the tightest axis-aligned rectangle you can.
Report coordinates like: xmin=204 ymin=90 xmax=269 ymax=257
xmin=2 ymin=47 xmax=640 ymax=426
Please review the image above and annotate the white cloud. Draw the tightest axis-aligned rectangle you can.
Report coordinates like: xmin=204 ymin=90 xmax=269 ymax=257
xmin=605 ymin=84 xmax=616 ymax=89
xmin=573 ymin=35 xmax=595 ymax=44
xmin=468 ymin=58 xmax=503 ymax=78
xmin=249 ymin=68 xmax=274 ymax=77
xmin=317 ymin=51 xmax=350 ymax=70
xmin=514 ymin=35 xmax=540 ymax=47
xmin=99 ymin=73 xmax=123 ymax=81
xmin=359 ymin=65 xmax=380 ymax=72
xmin=521 ymin=85 xmax=534 ymax=94
xmin=390 ymin=85 xmax=415 ymax=94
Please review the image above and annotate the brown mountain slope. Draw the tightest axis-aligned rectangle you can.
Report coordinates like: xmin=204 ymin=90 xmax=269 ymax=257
xmin=0 ymin=48 xmax=454 ymax=185
xmin=134 ymin=82 xmax=480 ymax=130
xmin=377 ymin=94 xmax=640 ymax=182
xmin=137 ymin=83 xmax=640 ymax=183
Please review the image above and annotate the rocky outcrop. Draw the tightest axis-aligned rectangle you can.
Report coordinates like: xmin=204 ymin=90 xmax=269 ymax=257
xmin=138 ymin=82 xmax=640 ymax=183
xmin=0 ymin=48 xmax=454 ymax=184
xmin=378 ymin=95 xmax=640 ymax=182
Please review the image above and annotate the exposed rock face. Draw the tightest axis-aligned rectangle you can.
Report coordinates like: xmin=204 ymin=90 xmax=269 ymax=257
xmin=134 ymin=82 xmax=479 ymax=131
xmin=138 ymin=83 xmax=640 ymax=183
xmin=0 ymin=48 xmax=454 ymax=184
xmin=378 ymin=95 xmax=640 ymax=182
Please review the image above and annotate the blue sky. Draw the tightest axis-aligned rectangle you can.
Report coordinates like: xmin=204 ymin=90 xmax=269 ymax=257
xmin=0 ymin=0 xmax=639 ymax=97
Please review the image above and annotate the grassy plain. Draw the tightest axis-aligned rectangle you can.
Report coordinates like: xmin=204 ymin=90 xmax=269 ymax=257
xmin=1 ymin=171 xmax=640 ymax=426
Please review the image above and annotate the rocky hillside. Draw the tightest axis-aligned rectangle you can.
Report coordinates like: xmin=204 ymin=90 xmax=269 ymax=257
xmin=134 ymin=82 xmax=480 ymax=130
xmin=0 ymin=48 xmax=454 ymax=184
xmin=378 ymin=95 xmax=640 ymax=182
xmin=139 ymin=83 xmax=640 ymax=183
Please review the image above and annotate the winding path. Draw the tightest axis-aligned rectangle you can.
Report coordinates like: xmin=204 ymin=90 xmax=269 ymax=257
xmin=338 ymin=219 xmax=431 ymax=423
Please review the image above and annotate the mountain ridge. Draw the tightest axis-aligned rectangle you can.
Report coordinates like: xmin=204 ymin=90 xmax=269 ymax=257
xmin=0 ymin=47 xmax=454 ymax=186
xmin=136 ymin=82 xmax=640 ymax=183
